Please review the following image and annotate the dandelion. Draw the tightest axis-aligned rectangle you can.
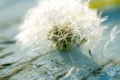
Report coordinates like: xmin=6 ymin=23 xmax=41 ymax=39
xmin=16 ymin=0 xmax=120 ymax=67
xmin=16 ymin=0 xmax=104 ymax=53
xmin=47 ymin=21 xmax=75 ymax=51
xmin=1 ymin=0 xmax=120 ymax=79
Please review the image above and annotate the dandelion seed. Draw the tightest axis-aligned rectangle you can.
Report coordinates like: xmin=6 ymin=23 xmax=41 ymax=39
xmin=16 ymin=0 xmax=104 ymax=53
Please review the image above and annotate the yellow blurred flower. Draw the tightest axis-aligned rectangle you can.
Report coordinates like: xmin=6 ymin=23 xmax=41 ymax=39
xmin=89 ymin=0 xmax=120 ymax=9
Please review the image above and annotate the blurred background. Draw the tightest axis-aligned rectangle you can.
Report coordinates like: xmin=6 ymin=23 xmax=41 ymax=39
xmin=0 ymin=0 xmax=37 ymax=41
xmin=89 ymin=0 xmax=120 ymax=23
xmin=0 ymin=0 xmax=37 ymax=28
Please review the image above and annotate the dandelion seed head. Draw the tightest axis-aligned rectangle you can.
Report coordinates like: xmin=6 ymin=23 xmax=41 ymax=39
xmin=16 ymin=0 xmax=104 ymax=52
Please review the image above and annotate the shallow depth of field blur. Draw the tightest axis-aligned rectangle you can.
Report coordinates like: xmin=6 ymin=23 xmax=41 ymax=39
xmin=0 ymin=0 xmax=37 ymax=39
xmin=0 ymin=0 xmax=120 ymax=79
xmin=90 ymin=0 xmax=120 ymax=22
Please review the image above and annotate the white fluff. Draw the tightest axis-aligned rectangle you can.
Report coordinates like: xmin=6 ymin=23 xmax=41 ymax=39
xmin=16 ymin=0 xmax=110 ymax=64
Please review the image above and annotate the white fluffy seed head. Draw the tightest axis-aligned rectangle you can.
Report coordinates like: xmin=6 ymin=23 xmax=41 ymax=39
xmin=16 ymin=0 xmax=105 ymax=52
